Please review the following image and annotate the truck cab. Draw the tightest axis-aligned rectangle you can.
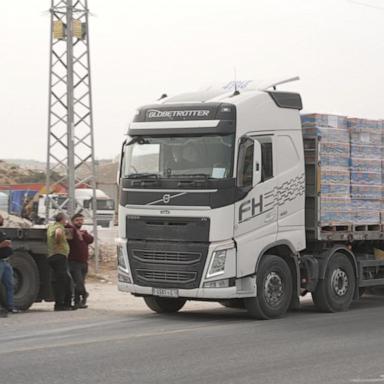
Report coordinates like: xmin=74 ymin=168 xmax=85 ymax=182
xmin=117 ymin=79 xmax=307 ymax=318
xmin=33 ymin=189 xmax=115 ymax=227
xmin=75 ymin=188 xmax=115 ymax=228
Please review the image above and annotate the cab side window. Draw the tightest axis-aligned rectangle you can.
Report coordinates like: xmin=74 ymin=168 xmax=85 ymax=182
xmin=256 ymin=136 xmax=273 ymax=181
xmin=237 ymin=138 xmax=254 ymax=188
xmin=237 ymin=135 xmax=273 ymax=187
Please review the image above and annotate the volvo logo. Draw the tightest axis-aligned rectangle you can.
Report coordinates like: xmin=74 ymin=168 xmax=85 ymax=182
xmin=147 ymin=191 xmax=187 ymax=206
xmin=162 ymin=194 xmax=171 ymax=204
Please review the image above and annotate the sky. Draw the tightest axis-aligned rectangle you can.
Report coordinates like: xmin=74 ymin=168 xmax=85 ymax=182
xmin=0 ymin=0 xmax=384 ymax=161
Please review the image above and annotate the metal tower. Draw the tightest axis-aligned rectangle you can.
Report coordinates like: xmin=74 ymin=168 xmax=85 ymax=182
xmin=46 ymin=0 xmax=99 ymax=268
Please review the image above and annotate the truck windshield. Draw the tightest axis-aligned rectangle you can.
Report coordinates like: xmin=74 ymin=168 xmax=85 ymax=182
xmin=123 ymin=134 xmax=235 ymax=179
xmin=97 ymin=199 xmax=115 ymax=210
xmin=51 ymin=196 xmax=68 ymax=209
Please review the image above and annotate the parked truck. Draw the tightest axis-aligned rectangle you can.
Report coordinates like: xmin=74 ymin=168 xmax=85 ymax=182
xmin=31 ymin=189 xmax=115 ymax=227
xmin=116 ymin=78 xmax=384 ymax=319
xmin=74 ymin=188 xmax=115 ymax=227
xmin=0 ymin=191 xmax=112 ymax=310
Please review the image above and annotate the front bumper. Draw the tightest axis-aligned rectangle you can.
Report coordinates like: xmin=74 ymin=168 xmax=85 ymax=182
xmin=117 ymin=276 xmax=256 ymax=299
xmin=116 ymin=236 xmax=257 ymax=300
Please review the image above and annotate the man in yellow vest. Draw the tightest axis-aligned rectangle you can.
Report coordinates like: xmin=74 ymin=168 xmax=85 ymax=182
xmin=47 ymin=212 xmax=76 ymax=311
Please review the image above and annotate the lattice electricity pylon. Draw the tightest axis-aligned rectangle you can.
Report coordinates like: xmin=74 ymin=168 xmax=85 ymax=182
xmin=46 ymin=0 xmax=99 ymax=267
xmin=46 ymin=0 xmax=96 ymax=216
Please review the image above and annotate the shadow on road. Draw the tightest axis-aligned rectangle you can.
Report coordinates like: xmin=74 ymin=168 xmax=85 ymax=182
xmin=135 ymin=292 xmax=384 ymax=324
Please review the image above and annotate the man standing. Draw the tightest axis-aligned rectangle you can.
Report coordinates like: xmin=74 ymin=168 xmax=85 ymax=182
xmin=67 ymin=213 xmax=93 ymax=309
xmin=0 ymin=214 xmax=20 ymax=315
xmin=47 ymin=212 xmax=75 ymax=311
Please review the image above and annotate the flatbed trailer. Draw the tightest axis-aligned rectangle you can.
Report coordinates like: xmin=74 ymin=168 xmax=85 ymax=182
xmin=301 ymin=137 xmax=384 ymax=308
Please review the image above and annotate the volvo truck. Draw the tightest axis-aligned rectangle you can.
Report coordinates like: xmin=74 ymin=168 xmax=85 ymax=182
xmin=116 ymin=78 xmax=384 ymax=319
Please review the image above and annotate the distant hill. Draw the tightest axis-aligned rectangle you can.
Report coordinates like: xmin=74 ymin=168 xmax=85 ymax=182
xmin=0 ymin=158 xmax=119 ymax=186
xmin=3 ymin=159 xmax=46 ymax=171
xmin=0 ymin=160 xmax=49 ymax=184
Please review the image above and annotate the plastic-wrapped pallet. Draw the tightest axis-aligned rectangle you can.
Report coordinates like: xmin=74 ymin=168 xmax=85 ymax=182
xmin=302 ymin=114 xmax=351 ymax=225
xmin=349 ymin=118 xmax=382 ymax=224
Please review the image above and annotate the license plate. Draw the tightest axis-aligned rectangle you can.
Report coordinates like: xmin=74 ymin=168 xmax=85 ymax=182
xmin=152 ymin=288 xmax=179 ymax=298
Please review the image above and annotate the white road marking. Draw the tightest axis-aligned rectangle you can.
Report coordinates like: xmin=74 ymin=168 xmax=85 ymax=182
xmin=351 ymin=375 xmax=384 ymax=383
xmin=0 ymin=320 xmax=249 ymax=355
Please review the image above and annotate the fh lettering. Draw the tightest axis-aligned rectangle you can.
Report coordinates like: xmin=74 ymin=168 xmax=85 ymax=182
xmin=239 ymin=195 xmax=263 ymax=223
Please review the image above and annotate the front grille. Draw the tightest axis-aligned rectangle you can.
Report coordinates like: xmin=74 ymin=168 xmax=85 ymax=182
xmin=132 ymin=249 xmax=201 ymax=265
xmin=136 ymin=269 xmax=197 ymax=284
xmin=127 ymin=239 xmax=209 ymax=289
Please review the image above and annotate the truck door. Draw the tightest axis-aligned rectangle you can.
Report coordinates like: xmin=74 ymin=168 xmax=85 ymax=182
xmin=275 ymin=133 xmax=306 ymax=250
xmin=234 ymin=135 xmax=278 ymax=276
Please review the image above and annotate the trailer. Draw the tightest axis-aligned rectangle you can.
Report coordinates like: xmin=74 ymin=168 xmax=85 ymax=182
xmin=0 ymin=228 xmax=53 ymax=310
xmin=116 ymin=78 xmax=384 ymax=319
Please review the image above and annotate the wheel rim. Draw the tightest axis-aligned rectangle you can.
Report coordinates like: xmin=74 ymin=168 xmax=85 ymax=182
xmin=264 ymin=272 xmax=284 ymax=307
xmin=331 ymin=268 xmax=349 ymax=297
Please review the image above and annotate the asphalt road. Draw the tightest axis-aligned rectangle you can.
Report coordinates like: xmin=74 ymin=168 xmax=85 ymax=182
xmin=1 ymin=293 xmax=384 ymax=384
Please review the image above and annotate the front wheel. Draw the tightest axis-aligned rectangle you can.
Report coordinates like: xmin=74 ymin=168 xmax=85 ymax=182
xmin=144 ymin=296 xmax=186 ymax=314
xmin=244 ymin=255 xmax=292 ymax=320
xmin=312 ymin=252 xmax=355 ymax=313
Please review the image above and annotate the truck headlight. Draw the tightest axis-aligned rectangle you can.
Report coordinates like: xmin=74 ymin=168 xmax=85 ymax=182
xmin=206 ymin=250 xmax=227 ymax=278
xmin=116 ymin=243 xmax=127 ymax=269
xmin=118 ymin=270 xmax=131 ymax=284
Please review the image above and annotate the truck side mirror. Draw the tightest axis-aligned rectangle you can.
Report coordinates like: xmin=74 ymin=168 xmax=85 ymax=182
xmin=253 ymin=139 xmax=262 ymax=186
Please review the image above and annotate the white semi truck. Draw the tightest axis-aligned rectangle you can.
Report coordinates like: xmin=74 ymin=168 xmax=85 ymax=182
xmin=116 ymin=78 xmax=384 ymax=319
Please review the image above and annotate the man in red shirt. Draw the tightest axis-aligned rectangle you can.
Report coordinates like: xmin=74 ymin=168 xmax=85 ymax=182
xmin=67 ymin=213 xmax=94 ymax=309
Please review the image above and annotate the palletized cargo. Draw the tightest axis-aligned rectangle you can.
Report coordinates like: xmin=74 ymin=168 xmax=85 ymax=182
xmin=302 ymin=113 xmax=384 ymax=239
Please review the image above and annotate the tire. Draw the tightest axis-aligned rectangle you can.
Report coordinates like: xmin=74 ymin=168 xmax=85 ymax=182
xmin=9 ymin=252 xmax=40 ymax=311
xmin=312 ymin=252 xmax=355 ymax=313
xmin=144 ymin=296 xmax=186 ymax=314
xmin=244 ymin=255 xmax=293 ymax=320
xmin=218 ymin=299 xmax=245 ymax=309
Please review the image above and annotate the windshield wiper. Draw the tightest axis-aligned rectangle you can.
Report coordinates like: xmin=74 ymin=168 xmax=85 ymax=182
xmin=127 ymin=173 xmax=159 ymax=179
xmin=168 ymin=173 xmax=208 ymax=179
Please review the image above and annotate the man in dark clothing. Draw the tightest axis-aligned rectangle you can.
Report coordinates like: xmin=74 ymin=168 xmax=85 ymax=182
xmin=0 ymin=214 xmax=20 ymax=315
xmin=67 ymin=213 xmax=93 ymax=309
